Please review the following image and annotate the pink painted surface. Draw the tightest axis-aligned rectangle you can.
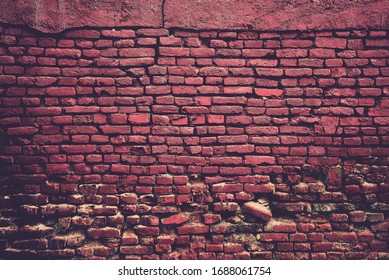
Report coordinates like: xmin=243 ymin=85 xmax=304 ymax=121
xmin=0 ymin=0 xmax=162 ymax=33
xmin=164 ymin=0 xmax=389 ymax=31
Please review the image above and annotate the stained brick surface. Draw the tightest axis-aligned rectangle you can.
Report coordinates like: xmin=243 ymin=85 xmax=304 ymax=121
xmin=0 ymin=25 xmax=388 ymax=259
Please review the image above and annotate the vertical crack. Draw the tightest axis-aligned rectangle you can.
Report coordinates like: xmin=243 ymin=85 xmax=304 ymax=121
xmin=162 ymin=0 xmax=166 ymax=28
xmin=113 ymin=0 xmax=120 ymax=27
xmin=380 ymin=13 xmax=383 ymax=29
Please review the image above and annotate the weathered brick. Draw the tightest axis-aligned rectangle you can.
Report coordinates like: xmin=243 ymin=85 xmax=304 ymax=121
xmin=315 ymin=38 xmax=347 ymax=49
xmin=178 ymin=224 xmax=209 ymax=235
xmin=87 ymin=228 xmax=120 ymax=239
xmin=244 ymin=156 xmax=275 ymax=165
xmin=243 ymin=202 xmax=272 ymax=221
xmin=255 ymin=88 xmax=283 ymax=97
xmin=161 ymin=214 xmax=189 ymax=225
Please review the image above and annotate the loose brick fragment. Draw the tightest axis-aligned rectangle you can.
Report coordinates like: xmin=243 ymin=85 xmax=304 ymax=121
xmin=161 ymin=214 xmax=189 ymax=225
xmin=243 ymin=202 xmax=272 ymax=221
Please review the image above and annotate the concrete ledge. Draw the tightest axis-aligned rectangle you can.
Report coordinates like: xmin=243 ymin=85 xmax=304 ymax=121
xmin=0 ymin=0 xmax=163 ymax=33
xmin=0 ymin=0 xmax=388 ymax=33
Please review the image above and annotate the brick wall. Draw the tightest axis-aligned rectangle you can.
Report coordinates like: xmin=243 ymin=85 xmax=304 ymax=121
xmin=0 ymin=25 xmax=388 ymax=259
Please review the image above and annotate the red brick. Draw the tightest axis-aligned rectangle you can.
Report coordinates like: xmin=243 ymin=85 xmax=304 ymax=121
xmin=315 ymin=38 xmax=347 ymax=49
xmin=285 ymin=68 xmax=312 ymax=76
xmin=255 ymin=88 xmax=283 ymax=97
xmin=224 ymin=243 xmax=244 ymax=253
xmin=46 ymin=164 xmax=70 ymax=175
xmin=312 ymin=242 xmax=332 ymax=252
xmin=176 ymin=156 xmax=206 ymax=165
xmin=210 ymin=157 xmax=242 ymax=165
xmin=159 ymin=47 xmax=190 ymax=57
xmin=119 ymin=48 xmax=155 ymax=57
xmin=244 ymin=156 xmax=275 ymax=165
xmin=260 ymin=233 xmax=288 ymax=242
xmin=46 ymin=87 xmax=76 ymax=96
xmin=310 ymin=49 xmax=335 ymax=58
xmin=45 ymin=48 xmax=81 ymax=58
xmin=128 ymin=114 xmax=150 ymax=124
xmin=358 ymin=50 xmax=389 ymax=58
xmin=214 ymin=58 xmax=245 ymax=66
xmin=366 ymin=39 xmax=389 ymax=47
xmin=102 ymin=29 xmax=135 ymax=38
xmin=243 ymin=202 xmax=272 ymax=221
xmin=119 ymin=58 xmax=154 ymax=66
xmin=203 ymin=214 xmax=221 ymax=224
xmin=199 ymin=67 xmax=228 ymax=76
xmin=120 ymin=246 xmax=152 ymax=255
xmin=242 ymin=49 xmax=274 ymax=57
xmin=223 ymin=86 xmax=253 ymax=94
xmin=349 ymin=211 xmax=367 ymax=222
xmin=87 ymin=228 xmax=120 ymax=239
xmin=8 ymin=127 xmax=38 ymax=135
xmin=226 ymin=145 xmax=255 ymax=154
xmin=213 ymin=202 xmax=239 ymax=212
xmin=178 ymin=224 xmax=209 ymax=235
xmin=188 ymin=48 xmax=214 ymax=57
xmin=265 ymin=220 xmax=297 ymax=232
xmin=135 ymin=225 xmax=160 ymax=236
xmin=256 ymin=67 xmax=283 ymax=76
xmin=161 ymin=214 xmax=189 ymax=225
xmin=276 ymin=49 xmax=307 ymax=58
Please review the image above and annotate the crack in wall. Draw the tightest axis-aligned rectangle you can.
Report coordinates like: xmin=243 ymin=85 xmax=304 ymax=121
xmin=162 ymin=0 xmax=166 ymax=29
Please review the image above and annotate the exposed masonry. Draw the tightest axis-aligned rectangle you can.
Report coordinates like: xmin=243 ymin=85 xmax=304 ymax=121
xmin=0 ymin=25 xmax=388 ymax=260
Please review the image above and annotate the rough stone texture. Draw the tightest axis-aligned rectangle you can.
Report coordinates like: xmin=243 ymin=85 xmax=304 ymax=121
xmin=1 ymin=0 xmax=389 ymax=33
xmin=164 ymin=0 xmax=389 ymax=31
xmin=0 ymin=0 xmax=162 ymax=33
